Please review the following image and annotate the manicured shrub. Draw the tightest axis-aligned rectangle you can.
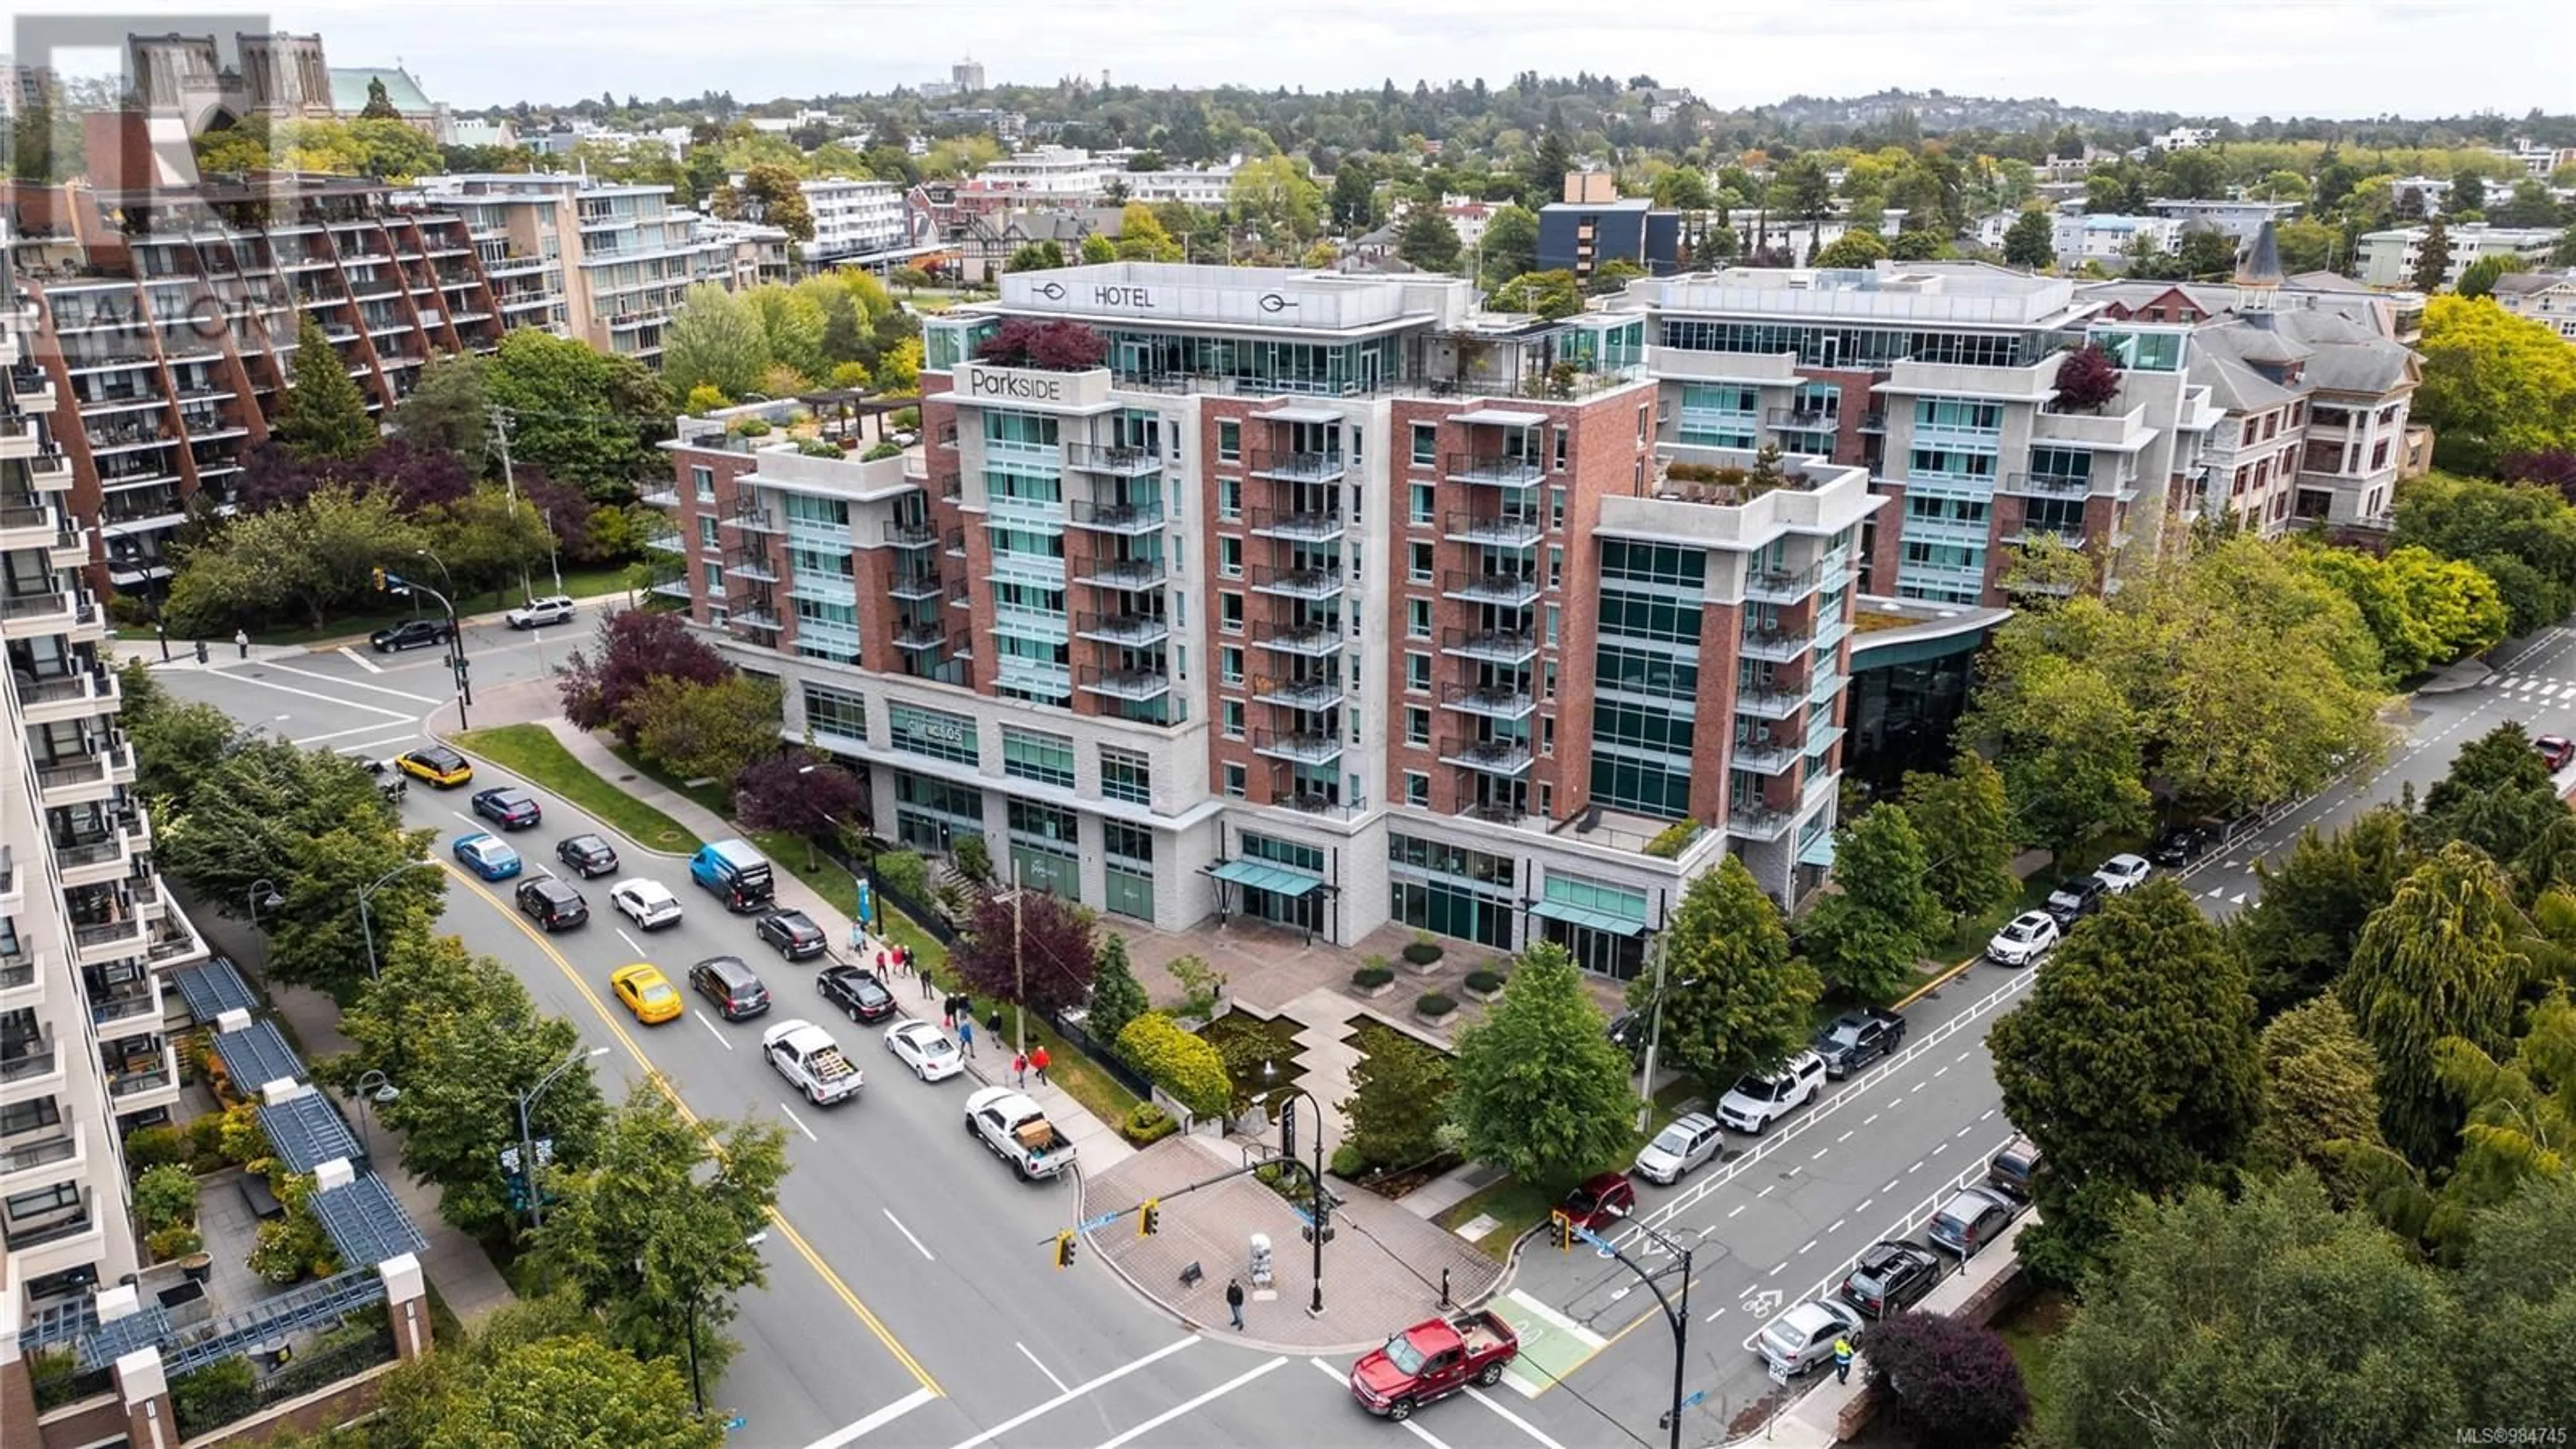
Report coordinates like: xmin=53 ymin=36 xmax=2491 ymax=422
xmin=1116 ymin=1012 xmax=1232 ymax=1118
xmin=1464 ymin=969 xmax=1505 ymax=995
xmin=1416 ymin=992 xmax=1458 ymax=1019
xmin=1644 ymin=820 xmax=1704 ymax=859
xmin=123 ymin=1125 xmax=189 ymax=1173
xmin=132 ymin=1163 xmax=199 ymax=1234
xmin=1122 ymin=1102 xmax=1179 ymax=1146
xmin=1402 ymin=935 xmax=1445 ymax=965
xmin=1352 ymin=964 xmax=1395 ymax=989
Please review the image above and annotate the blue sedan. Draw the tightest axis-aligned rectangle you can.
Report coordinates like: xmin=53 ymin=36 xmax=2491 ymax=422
xmin=452 ymin=832 xmax=523 ymax=881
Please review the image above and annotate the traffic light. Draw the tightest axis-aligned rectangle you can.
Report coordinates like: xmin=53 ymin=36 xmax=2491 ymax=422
xmin=1551 ymin=1209 xmax=1573 ymax=1252
xmin=1139 ymin=1199 xmax=1161 ymax=1238
xmin=1053 ymin=1230 xmax=1077 ymax=1269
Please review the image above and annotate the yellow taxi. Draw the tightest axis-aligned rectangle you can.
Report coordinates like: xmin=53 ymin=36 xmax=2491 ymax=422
xmin=394 ymin=745 xmax=474 ymax=788
xmin=609 ymin=963 xmax=683 ymax=1025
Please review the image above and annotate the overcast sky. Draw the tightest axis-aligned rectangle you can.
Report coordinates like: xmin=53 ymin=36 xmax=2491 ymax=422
xmin=19 ymin=0 xmax=2573 ymax=121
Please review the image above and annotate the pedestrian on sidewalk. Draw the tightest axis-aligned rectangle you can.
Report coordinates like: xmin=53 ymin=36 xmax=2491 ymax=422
xmin=872 ymin=949 xmax=888 ymax=984
xmin=942 ymin=994 xmax=959 ymax=1028
xmin=920 ymin=962 xmax=936 ymax=1000
xmin=986 ymin=1006 xmax=1004 ymax=1038
xmin=958 ymin=1018 xmax=976 ymax=1057
xmin=1833 ymin=1334 xmax=1855 ymax=1385
xmin=1226 ymin=1278 xmax=1246 ymax=1331
xmin=1012 ymin=1051 xmax=1028 ymax=1087
xmin=1030 ymin=1045 xmax=1051 ymax=1085
xmin=233 ymin=627 xmax=250 ymax=659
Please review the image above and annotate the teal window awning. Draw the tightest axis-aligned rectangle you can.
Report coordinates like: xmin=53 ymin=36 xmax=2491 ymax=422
xmin=1208 ymin=858 xmax=1326 ymax=898
xmin=1529 ymin=899 xmax=1650 ymax=936
xmin=1799 ymin=832 xmax=1839 ymax=868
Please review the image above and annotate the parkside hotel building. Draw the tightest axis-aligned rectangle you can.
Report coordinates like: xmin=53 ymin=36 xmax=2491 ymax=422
xmin=652 ymin=260 xmax=2227 ymax=975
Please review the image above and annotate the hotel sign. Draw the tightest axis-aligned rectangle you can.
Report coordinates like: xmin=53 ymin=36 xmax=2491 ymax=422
xmin=1032 ymin=278 xmax=1159 ymax=311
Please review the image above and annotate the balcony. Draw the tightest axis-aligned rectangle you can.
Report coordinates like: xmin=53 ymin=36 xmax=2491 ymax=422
xmin=894 ymin=622 xmax=952 ymax=651
xmin=1740 ymin=627 xmax=1811 ymax=663
xmin=1808 ymin=667 xmax=1847 ymax=706
xmin=28 ymin=449 xmax=74 ymax=490
xmin=1249 ymin=563 xmax=1344 ymax=602
xmin=1441 ymin=627 xmax=1538 ymax=665
xmin=51 ymin=831 xmax=132 ymax=889
xmin=1855 ymin=410 xmax=1888 ymax=434
xmin=729 ymin=608 xmax=784 ymax=633
xmin=1439 ymin=680 xmax=1536 ymax=720
xmin=1764 ymin=406 xmax=1839 ymax=432
xmin=105 ymin=1044 xmax=178 ymax=1102
xmin=1253 ymin=729 xmax=1342 ymax=765
xmin=727 ymin=554 xmax=780 ymax=584
xmin=0 ymin=416 xmax=40 ymax=458
xmin=1735 ymin=682 xmax=1807 ymax=720
xmin=1246 ymin=506 xmax=1344 ymax=543
xmin=1252 ymin=675 xmax=1340 ymax=711
xmin=881 ymin=519 xmax=938 ymax=549
xmin=1727 ymin=799 xmax=1796 ymax=842
xmin=7 ymin=364 xmax=56 ymax=411
xmin=1248 ymin=449 xmax=1345 ymax=484
xmin=1731 ymin=737 xmax=1800 ymax=775
xmin=1442 ymin=569 xmax=1541 ymax=608
xmin=1077 ymin=663 xmax=1173 ymax=701
xmin=0 ymin=1035 xmax=58 ymax=1088
xmin=1254 ymin=620 xmax=1342 ymax=657
xmin=1456 ymin=800 xmax=1530 ymax=826
xmin=722 ymin=505 xmax=782 ymax=534
xmin=1065 ymin=441 xmax=1163 ymax=476
xmin=0 ymin=1131 xmax=83 ymax=1193
xmin=86 ymin=973 xmax=157 ymax=1023
xmin=1745 ymin=564 xmax=1823 ymax=604
xmin=1442 ymin=510 xmax=1544 ymax=548
xmin=2002 ymin=471 xmax=2093 ymax=499
xmin=0 ymin=496 xmax=65 ymax=551
xmin=1445 ymin=452 xmax=1545 ymax=488
xmin=888 ymin=566 xmax=943 ymax=600
xmin=1076 ymin=612 xmax=1170 ymax=647
xmin=36 ymin=742 xmax=134 ymax=808
xmin=1067 ymin=498 xmax=1166 ymax=535
xmin=1438 ymin=735 xmax=1534 ymax=776
xmin=1075 ymin=557 xmax=1167 ymax=592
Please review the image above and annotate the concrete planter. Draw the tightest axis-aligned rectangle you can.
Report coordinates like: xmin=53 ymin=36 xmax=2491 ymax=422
xmin=1352 ymin=977 xmax=1397 ymax=999
xmin=1462 ymin=981 xmax=1504 ymax=1004
xmin=1414 ymin=994 xmax=1458 ymax=1027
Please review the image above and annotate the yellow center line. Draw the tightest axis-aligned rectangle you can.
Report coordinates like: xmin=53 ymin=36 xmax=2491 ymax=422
xmin=437 ymin=859 xmax=945 ymax=1396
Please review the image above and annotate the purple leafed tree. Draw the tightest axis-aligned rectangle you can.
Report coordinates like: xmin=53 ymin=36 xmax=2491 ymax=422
xmin=950 ymin=888 xmax=1098 ymax=1016
xmin=2051 ymin=343 xmax=2123 ymax=414
xmin=975 ymin=317 xmax=1108 ymax=372
xmin=556 ymin=608 xmax=729 ymax=745
xmin=733 ymin=751 xmax=867 ymax=847
xmin=236 ymin=441 xmax=317 ymax=513
xmin=1862 ymin=1311 xmax=2031 ymax=1449
xmin=514 ymin=466 xmax=594 ymax=560
xmin=2500 ymin=449 xmax=2576 ymax=502
xmin=354 ymin=440 xmax=476 ymax=515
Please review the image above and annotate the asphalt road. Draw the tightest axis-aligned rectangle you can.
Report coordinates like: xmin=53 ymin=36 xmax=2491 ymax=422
xmin=142 ymin=614 xmax=2576 ymax=1447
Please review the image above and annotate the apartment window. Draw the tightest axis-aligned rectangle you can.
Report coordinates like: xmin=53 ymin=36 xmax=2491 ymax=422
xmin=1410 ymin=482 xmax=1435 ymax=525
xmin=1409 ymin=541 xmax=1434 ymax=583
xmin=888 ymin=703 xmax=978 ymax=764
xmin=2 ymin=1097 xmax=62 ymax=1137
xmin=1407 ymin=652 xmax=1432 ymax=692
xmin=1223 ymin=700 xmax=1246 ymax=739
xmin=1220 ymin=592 xmax=1244 ymax=633
xmin=1542 ymin=716 xmax=1556 ymax=756
xmin=1218 ymin=476 xmax=1241 ymax=520
xmin=1405 ymin=770 xmax=1430 ymax=806
xmin=1407 ymin=599 xmax=1432 ymax=639
xmin=1405 ymin=706 xmax=1432 ymax=746
xmin=1637 ymin=405 xmax=1650 ymax=443
xmin=1220 ymin=536 xmax=1244 ymax=578
xmin=1100 ymin=747 xmax=1152 ymax=806
xmin=1544 ymin=659 xmax=1558 ymax=700
xmin=802 ymin=683 xmax=867 ymax=745
xmin=1411 ymin=422 xmax=1438 ymax=466
xmin=702 ymin=560 xmax=724 ymax=590
xmin=692 ymin=465 xmax=716 ymax=501
xmin=1223 ymin=763 xmax=1248 ymax=798
xmin=1552 ymin=488 xmax=1567 ymax=531
xmin=2262 ymin=413 xmax=2279 ymax=441
xmin=1002 ymin=727 xmax=1077 ymax=788
xmin=1218 ymin=420 xmax=1241 ymax=461
xmin=2372 ymin=439 xmax=2391 ymax=470
xmin=1549 ymin=546 xmax=1564 ymax=590
xmin=1219 ymin=645 xmax=1244 ymax=685
xmin=1554 ymin=425 xmax=1570 ymax=471
xmin=698 ymin=516 xmax=720 ymax=548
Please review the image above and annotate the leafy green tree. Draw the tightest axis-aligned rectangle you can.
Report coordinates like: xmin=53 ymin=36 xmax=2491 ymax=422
xmin=2249 ymin=996 xmax=2394 ymax=1204
xmin=1989 ymin=879 xmax=2262 ymax=1282
xmin=1340 ymin=1026 xmax=1454 ymax=1171
xmin=2454 ymin=1175 xmax=2576 ymax=1425
xmin=1113 ymin=203 xmax=1186 ymax=263
xmin=2392 ymin=472 xmax=2576 ymax=635
xmin=2414 ymin=719 xmax=2565 ymax=865
xmin=2341 ymin=843 xmax=2526 ymax=1169
xmin=268 ymin=822 xmax=445 ymax=999
xmin=2295 ymin=543 xmax=2507 ymax=678
xmin=660 ymin=283 xmax=771 ymax=402
xmin=1900 ymin=748 xmax=2020 ymax=924
xmin=1395 ymin=206 xmax=1464 ymax=273
xmin=2002 ymin=209 xmax=2055 ymax=269
xmin=1227 ymin=156 xmax=1324 ymax=241
xmin=1810 ymin=229 xmax=1888 ymax=269
xmin=116 ymin=660 xmax=239 ymax=808
xmin=1650 ymin=168 xmax=1711 ymax=211
xmin=2233 ymin=806 xmax=2412 ymax=1016
xmin=1006 ymin=240 xmax=1066 ymax=273
xmin=746 ymin=285 xmax=827 ymax=385
xmin=1640 ymin=855 xmax=1822 ymax=1092
xmin=627 ymin=674 xmax=784 ymax=788
xmin=2173 ymin=226 xmax=2240 ymax=279
xmin=1486 ymin=269 xmax=1582 ymax=319
xmin=1085 ymin=934 xmax=1149 ymax=1049
xmin=382 ymin=1295 xmax=723 ymax=1449
xmin=1078 ymin=232 xmax=1116 ymax=264
xmin=2455 ymin=253 xmax=2528 ymax=300
xmin=273 ymin=314 xmax=378 ymax=462
xmin=1329 ymin=164 xmax=1380 ymax=231
xmin=323 ymin=934 xmax=608 ymax=1236
xmin=422 ymin=484 xmax=553 ymax=606
xmin=1961 ymin=652 xmax=2150 ymax=859
xmin=2428 ymin=989 xmax=2575 ymax=1225
xmin=1886 ymin=230 xmax=1946 ymax=262
xmin=484 ymin=330 xmax=672 ymax=500
xmin=2036 ymin=1173 xmax=2464 ymax=1449
xmin=535 ymin=1085 xmax=786 ymax=1393
xmin=1800 ymin=805 xmax=1947 ymax=1002
xmin=1452 ymin=943 xmax=1636 ymax=1192
xmin=1773 ymin=154 xmax=1834 ymax=221
xmin=163 ymin=486 xmax=427 ymax=633
xmin=393 ymin=353 xmax=493 ymax=468
xmin=2414 ymin=298 xmax=2576 ymax=475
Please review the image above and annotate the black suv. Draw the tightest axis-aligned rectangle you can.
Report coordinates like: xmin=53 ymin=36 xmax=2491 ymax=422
xmin=2151 ymin=822 xmax=2212 ymax=867
xmin=369 ymin=618 xmax=453 ymax=653
xmin=1812 ymin=1008 xmax=1907 ymax=1079
xmin=755 ymin=910 xmax=828 ymax=961
xmin=818 ymin=964 xmax=896 ymax=1023
xmin=556 ymin=835 xmax=620 ymax=878
xmin=2043 ymin=875 xmax=2106 ymax=927
xmin=472 ymin=787 xmax=543 ymax=830
xmin=1839 ymin=1240 xmax=1945 ymax=1319
xmin=514 ymin=876 xmax=588 ymax=932
xmin=688 ymin=957 xmax=771 ymax=1021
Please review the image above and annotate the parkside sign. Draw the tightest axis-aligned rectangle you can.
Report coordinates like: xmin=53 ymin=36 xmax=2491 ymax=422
xmin=959 ymin=362 xmax=1110 ymax=409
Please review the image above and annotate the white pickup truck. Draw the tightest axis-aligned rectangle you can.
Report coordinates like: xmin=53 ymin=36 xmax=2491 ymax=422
xmin=965 ymin=1086 xmax=1075 ymax=1181
xmin=763 ymin=1019 xmax=862 ymax=1106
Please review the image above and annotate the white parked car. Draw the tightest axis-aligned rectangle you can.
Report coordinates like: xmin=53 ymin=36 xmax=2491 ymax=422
xmin=2093 ymin=853 xmax=2153 ymax=894
xmin=1716 ymin=1051 xmax=1826 ymax=1136
xmin=610 ymin=877 xmax=684 ymax=930
xmin=885 ymin=1020 xmax=964 ymax=1082
xmin=1985 ymin=910 xmax=2061 ymax=967
xmin=504 ymin=594 xmax=577 ymax=629
xmin=1633 ymin=1112 xmax=1724 ymax=1186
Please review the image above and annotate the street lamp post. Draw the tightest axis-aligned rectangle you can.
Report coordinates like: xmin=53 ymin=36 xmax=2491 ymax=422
xmin=411 ymin=549 xmax=473 ymax=723
xmin=244 ymin=878 xmax=283 ymax=980
xmin=356 ymin=861 xmax=435 ymax=981
xmin=353 ymin=1070 xmax=398 ymax=1163
xmin=513 ymin=1046 xmax=608 ymax=1230
xmin=1567 ymin=1213 xmax=1695 ymax=1449
xmin=1260 ymin=1061 xmax=1329 ymax=1318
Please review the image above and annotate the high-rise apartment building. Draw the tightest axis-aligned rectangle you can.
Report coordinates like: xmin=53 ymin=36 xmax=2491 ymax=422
xmin=413 ymin=173 xmax=704 ymax=363
xmin=1613 ymin=261 xmax=2218 ymax=607
xmin=2357 ymin=223 xmax=2563 ymax=290
xmin=7 ymin=168 xmax=501 ymax=588
xmin=1 ymin=250 xmax=211 ymax=1310
xmin=649 ymin=263 xmax=1877 ymax=968
xmin=798 ymin=178 xmax=912 ymax=267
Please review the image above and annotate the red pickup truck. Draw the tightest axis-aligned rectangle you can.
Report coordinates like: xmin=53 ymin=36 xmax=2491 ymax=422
xmin=1348 ymin=1310 xmax=1520 ymax=1421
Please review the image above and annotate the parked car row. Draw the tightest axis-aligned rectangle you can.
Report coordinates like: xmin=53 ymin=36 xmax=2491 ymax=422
xmin=1612 ymin=1004 xmax=1922 ymax=1192
xmin=1988 ymin=850 xmax=2165 ymax=966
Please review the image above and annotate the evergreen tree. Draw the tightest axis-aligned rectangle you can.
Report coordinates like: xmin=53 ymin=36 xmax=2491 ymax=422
xmin=2002 ymin=209 xmax=2055 ymax=269
xmin=273 ymin=313 xmax=378 ymax=462
xmin=1085 ymin=934 xmax=1149 ymax=1049
xmin=2339 ymin=843 xmax=2525 ymax=1169
xmin=2410 ymin=216 xmax=2453 ymax=294
xmin=2233 ymin=806 xmax=2412 ymax=1017
xmin=1395 ymin=206 xmax=1464 ymax=273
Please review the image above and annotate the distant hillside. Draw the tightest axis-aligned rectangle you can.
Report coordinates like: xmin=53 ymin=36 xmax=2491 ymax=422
xmin=1761 ymin=88 xmax=2176 ymax=136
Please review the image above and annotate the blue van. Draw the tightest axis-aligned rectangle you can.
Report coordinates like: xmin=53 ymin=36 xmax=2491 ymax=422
xmin=689 ymin=839 xmax=775 ymax=913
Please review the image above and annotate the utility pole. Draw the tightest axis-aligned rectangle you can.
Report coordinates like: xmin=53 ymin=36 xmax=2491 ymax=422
xmin=1011 ymin=859 xmax=1026 ymax=1065
xmin=1635 ymin=928 xmax=1670 ymax=1132
xmin=488 ymin=405 xmax=533 ymax=603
